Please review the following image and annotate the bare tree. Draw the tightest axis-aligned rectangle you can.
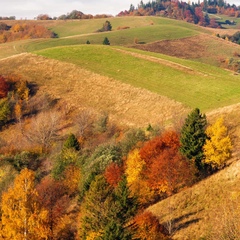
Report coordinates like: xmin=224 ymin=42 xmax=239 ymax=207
xmin=24 ymin=111 xmax=61 ymax=151
xmin=76 ymin=109 xmax=94 ymax=138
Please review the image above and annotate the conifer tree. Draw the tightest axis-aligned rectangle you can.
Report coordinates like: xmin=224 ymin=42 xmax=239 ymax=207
xmin=79 ymin=175 xmax=137 ymax=239
xmin=103 ymin=37 xmax=110 ymax=45
xmin=180 ymin=108 xmax=207 ymax=170
xmin=63 ymin=133 xmax=80 ymax=151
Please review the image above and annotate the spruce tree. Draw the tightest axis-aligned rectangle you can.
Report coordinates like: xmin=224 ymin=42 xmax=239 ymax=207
xmin=180 ymin=108 xmax=207 ymax=170
xmin=63 ymin=133 xmax=80 ymax=151
xmin=103 ymin=37 xmax=110 ymax=45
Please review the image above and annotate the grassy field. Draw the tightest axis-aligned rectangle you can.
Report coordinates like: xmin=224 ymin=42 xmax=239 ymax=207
xmin=0 ymin=16 xmax=208 ymax=59
xmin=34 ymin=45 xmax=240 ymax=111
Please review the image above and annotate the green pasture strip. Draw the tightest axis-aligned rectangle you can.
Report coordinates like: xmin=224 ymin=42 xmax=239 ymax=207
xmin=0 ymin=16 xmax=209 ymax=59
xmin=34 ymin=45 xmax=240 ymax=111
xmin=115 ymin=47 xmax=230 ymax=76
xmin=10 ymin=22 xmax=200 ymax=53
xmin=50 ymin=16 xmax=210 ymax=38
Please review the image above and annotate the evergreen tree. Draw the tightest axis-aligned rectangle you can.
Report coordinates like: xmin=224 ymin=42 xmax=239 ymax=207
xmin=103 ymin=37 xmax=110 ymax=45
xmin=0 ymin=98 xmax=10 ymax=129
xmin=102 ymin=20 xmax=112 ymax=31
xmin=180 ymin=108 xmax=207 ymax=171
xmin=79 ymin=175 xmax=137 ymax=239
xmin=63 ymin=133 xmax=80 ymax=151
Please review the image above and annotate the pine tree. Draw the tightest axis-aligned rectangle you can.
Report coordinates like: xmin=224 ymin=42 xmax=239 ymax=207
xmin=79 ymin=175 xmax=137 ymax=239
xmin=103 ymin=37 xmax=110 ymax=45
xmin=63 ymin=133 xmax=80 ymax=151
xmin=180 ymin=108 xmax=207 ymax=170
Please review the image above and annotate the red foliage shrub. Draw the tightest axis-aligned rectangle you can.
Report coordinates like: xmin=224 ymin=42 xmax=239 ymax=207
xmin=104 ymin=162 xmax=123 ymax=187
xmin=133 ymin=211 xmax=169 ymax=239
xmin=0 ymin=75 xmax=9 ymax=98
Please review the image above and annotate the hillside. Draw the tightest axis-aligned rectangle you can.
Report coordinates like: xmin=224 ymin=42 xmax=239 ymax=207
xmin=148 ymin=157 xmax=240 ymax=239
xmin=0 ymin=15 xmax=240 ymax=239
xmin=0 ymin=53 xmax=188 ymax=128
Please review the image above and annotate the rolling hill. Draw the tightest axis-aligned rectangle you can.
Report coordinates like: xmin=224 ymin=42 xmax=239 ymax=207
xmin=1 ymin=15 xmax=240 ymax=239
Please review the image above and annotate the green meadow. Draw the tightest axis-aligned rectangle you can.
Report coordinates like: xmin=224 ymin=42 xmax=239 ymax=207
xmin=35 ymin=45 xmax=240 ymax=111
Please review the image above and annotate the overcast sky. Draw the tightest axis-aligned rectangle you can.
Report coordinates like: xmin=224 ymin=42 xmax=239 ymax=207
xmin=1 ymin=0 xmax=239 ymax=20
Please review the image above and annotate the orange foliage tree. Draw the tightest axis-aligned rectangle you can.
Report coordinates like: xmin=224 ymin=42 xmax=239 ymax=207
xmin=133 ymin=211 xmax=169 ymax=240
xmin=36 ymin=176 xmax=71 ymax=239
xmin=104 ymin=162 xmax=123 ymax=187
xmin=140 ymin=131 xmax=195 ymax=196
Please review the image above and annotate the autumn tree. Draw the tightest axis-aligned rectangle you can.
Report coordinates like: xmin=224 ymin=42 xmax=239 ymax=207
xmin=180 ymin=108 xmax=207 ymax=171
xmin=98 ymin=20 xmax=112 ymax=32
xmin=203 ymin=117 xmax=232 ymax=170
xmin=140 ymin=131 xmax=195 ymax=197
xmin=125 ymin=149 xmax=145 ymax=185
xmin=133 ymin=211 xmax=169 ymax=240
xmin=1 ymin=168 xmax=50 ymax=239
xmin=104 ymin=162 xmax=123 ymax=187
xmin=36 ymin=176 xmax=71 ymax=239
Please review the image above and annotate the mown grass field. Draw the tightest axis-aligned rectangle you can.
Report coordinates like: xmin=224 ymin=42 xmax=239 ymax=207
xmin=34 ymin=45 xmax=240 ymax=112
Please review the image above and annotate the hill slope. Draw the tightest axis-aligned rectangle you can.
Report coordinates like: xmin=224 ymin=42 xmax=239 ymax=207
xmin=0 ymin=53 xmax=188 ymax=127
xmin=148 ymin=158 xmax=240 ymax=239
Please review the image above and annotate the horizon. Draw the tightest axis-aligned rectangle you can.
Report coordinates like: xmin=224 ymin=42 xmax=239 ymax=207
xmin=0 ymin=0 xmax=239 ymax=20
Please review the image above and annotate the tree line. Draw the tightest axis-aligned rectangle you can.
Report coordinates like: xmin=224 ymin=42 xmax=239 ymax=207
xmin=0 ymin=22 xmax=57 ymax=43
xmin=118 ymin=0 xmax=240 ymax=28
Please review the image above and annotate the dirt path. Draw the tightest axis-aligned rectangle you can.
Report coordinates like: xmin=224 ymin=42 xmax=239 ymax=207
xmin=114 ymin=48 xmax=206 ymax=76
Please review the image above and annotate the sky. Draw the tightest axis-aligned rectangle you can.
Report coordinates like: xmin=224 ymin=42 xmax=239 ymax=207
xmin=1 ymin=0 xmax=240 ymax=20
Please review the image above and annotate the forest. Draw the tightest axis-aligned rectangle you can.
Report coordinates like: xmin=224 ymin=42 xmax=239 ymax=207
xmin=118 ymin=0 xmax=240 ymax=28
xmin=0 ymin=73 xmax=233 ymax=239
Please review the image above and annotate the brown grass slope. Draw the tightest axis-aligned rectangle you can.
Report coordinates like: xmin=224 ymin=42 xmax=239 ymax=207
xmin=148 ymin=157 xmax=240 ymax=239
xmin=147 ymin=104 xmax=240 ymax=239
xmin=0 ymin=53 xmax=188 ymax=128
xmin=133 ymin=32 xmax=240 ymax=67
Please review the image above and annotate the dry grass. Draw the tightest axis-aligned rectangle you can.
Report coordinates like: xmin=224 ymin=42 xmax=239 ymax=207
xmin=146 ymin=104 xmax=240 ymax=239
xmin=132 ymin=33 xmax=240 ymax=67
xmin=148 ymin=159 xmax=240 ymax=239
xmin=0 ymin=53 xmax=189 ymax=128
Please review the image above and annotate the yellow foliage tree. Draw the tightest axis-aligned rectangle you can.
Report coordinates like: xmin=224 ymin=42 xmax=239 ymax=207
xmin=125 ymin=149 xmax=155 ymax=205
xmin=62 ymin=164 xmax=81 ymax=195
xmin=1 ymin=168 xmax=50 ymax=240
xmin=125 ymin=149 xmax=145 ymax=185
xmin=203 ymin=117 xmax=232 ymax=169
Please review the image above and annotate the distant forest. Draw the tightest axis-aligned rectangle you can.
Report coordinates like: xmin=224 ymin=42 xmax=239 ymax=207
xmin=118 ymin=0 xmax=240 ymax=28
